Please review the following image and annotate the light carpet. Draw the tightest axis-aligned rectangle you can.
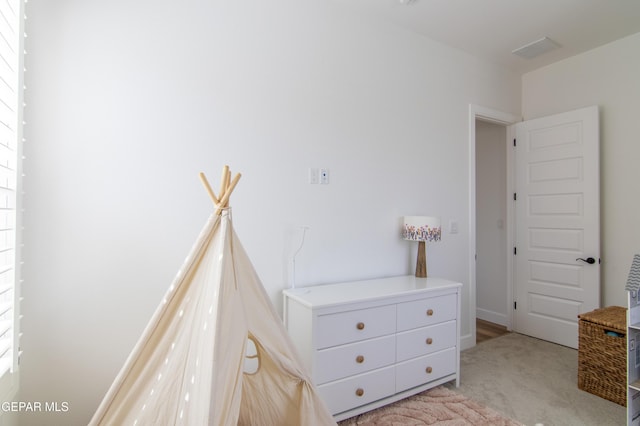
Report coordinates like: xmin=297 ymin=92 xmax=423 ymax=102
xmin=447 ymin=332 xmax=626 ymax=426
xmin=338 ymin=385 xmax=523 ymax=425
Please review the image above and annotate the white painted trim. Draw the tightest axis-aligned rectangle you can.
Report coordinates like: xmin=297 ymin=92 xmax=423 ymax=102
xmin=468 ymin=104 xmax=520 ymax=348
xmin=472 ymin=105 xmax=520 ymax=126
xmin=505 ymin=124 xmax=517 ymax=332
xmin=476 ymin=308 xmax=508 ymax=326
xmin=460 ymin=333 xmax=474 ymax=351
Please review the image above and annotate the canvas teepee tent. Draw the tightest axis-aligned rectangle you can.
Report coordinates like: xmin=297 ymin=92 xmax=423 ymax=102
xmin=90 ymin=166 xmax=335 ymax=426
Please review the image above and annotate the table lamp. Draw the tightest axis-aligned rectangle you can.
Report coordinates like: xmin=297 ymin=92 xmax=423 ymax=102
xmin=402 ymin=216 xmax=441 ymax=278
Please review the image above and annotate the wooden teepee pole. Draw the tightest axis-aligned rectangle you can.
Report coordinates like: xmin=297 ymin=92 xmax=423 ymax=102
xmin=198 ymin=172 xmax=219 ymax=205
xmin=216 ymin=173 xmax=241 ymax=214
xmin=219 ymin=165 xmax=230 ymax=201
xmin=199 ymin=165 xmax=241 ymax=215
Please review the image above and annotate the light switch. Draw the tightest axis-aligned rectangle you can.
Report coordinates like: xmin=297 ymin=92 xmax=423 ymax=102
xmin=449 ymin=220 xmax=458 ymax=234
xmin=308 ymin=168 xmax=319 ymax=184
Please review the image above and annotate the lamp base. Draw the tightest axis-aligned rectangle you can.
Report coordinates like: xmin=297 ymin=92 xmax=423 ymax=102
xmin=415 ymin=241 xmax=427 ymax=278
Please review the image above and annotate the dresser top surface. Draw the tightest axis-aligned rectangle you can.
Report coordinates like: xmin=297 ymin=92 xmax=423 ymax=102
xmin=283 ymin=275 xmax=461 ymax=308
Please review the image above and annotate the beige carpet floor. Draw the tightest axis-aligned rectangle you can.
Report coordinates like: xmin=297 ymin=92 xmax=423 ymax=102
xmin=337 ymin=332 xmax=626 ymax=425
xmin=447 ymin=332 xmax=626 ymax=426
xmin=338 ymin=386 xmax=523 ymax=425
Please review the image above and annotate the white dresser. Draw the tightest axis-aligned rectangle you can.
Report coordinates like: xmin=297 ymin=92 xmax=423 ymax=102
xmin=283 ymin=275 xmax=462 ymax=421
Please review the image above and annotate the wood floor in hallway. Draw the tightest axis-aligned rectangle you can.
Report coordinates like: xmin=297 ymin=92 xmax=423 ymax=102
xmin=476 ymin=318 xmax=509 ymax=344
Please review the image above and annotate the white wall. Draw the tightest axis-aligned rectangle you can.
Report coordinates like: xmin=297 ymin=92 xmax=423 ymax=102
xmin=475 ymin=121 xmax=507 ymax=325
xmin=20 ymin=0 xmax=520 ymax=424
xmin=522 ymin=32 xmax=640 ymax=308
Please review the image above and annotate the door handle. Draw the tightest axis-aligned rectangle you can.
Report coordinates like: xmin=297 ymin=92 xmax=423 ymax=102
xmin=576 ymin=257 xmax=596 ymax=264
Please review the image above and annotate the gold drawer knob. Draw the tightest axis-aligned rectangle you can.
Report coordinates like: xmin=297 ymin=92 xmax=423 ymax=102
xmin=426 ymin=309 xmax=434 ymax=316
xmin=426 ymin=366 xmax=433 ymax=374
xmin=426 ymin=337 xmax=433 ymax=345
xmin=355 ymin=388 xmax=364 ymax=397
xmin=356 ymin=355 xmax=365 ymax=363
xmin=356 ymin=322 xmax=365 ymax=330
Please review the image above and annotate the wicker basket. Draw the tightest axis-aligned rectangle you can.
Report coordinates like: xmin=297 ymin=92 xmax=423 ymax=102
xmin=577 ymin=306 xmax=627 ymax=406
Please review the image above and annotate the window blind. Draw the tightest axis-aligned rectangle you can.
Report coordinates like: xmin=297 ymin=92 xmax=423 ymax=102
xmin=0 ymin=0 xmax=23 ymax=383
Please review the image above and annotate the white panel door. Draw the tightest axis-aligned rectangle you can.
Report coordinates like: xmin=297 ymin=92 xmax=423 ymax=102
xmin=514 ymin=106 xmax=599 ymax=349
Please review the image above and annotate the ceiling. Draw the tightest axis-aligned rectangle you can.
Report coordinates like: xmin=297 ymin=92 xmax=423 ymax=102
xmin=329 ymin=0 xmax=640 ymax=74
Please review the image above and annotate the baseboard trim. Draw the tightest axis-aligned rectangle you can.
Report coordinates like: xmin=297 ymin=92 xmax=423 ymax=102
xmin=476 ymin=308 xmax=507 ymax=326
xmin=460 ymin=333 xmax=474 ymax=351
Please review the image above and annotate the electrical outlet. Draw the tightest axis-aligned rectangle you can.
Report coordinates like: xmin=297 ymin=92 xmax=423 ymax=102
xmin=320 ymin=168 xmax=329 ymax=184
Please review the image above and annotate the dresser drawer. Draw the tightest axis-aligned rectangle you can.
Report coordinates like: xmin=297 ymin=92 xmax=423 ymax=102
xmin=396 ymin=347 xmax=456 ymax=392
xmin=283 ymin=276 xmax=461 ymax=420
xmin=315 ymin=334 xmax=396 ymax=384
xmin=316 ymin=304 xmax=396 ymax=349
xmin=397 ymin=294 xmax=457 ymax=331
xmin=317 ymin=365 xmax=396 ymax=415
xmin=396 ymin=320 xmax=456 ymax=362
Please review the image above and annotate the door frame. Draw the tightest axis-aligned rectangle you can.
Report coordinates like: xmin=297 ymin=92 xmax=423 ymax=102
xmin=466 ymin=104 xmax=520 ymax=350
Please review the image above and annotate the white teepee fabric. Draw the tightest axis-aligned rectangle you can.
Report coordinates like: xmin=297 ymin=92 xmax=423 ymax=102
xmin=90 ymin=209 xmax=335 ymax=426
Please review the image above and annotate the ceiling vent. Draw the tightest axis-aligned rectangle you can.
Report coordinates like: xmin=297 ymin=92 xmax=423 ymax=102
xmin=512 ymin=37 xmax=560 ymax=59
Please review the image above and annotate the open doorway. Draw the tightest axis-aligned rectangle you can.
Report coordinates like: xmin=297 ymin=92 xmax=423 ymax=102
xmin=468 ymin=105 xmax=599 ymax=349
xmin=466 ymin=105 xmax=519 ymax=350
xmin=475 ymin=120 xmax=508 ymax=343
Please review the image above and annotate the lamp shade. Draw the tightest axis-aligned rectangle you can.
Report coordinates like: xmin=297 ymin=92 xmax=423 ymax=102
xmin=402 ymin=216 xmax=442 ymax=242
